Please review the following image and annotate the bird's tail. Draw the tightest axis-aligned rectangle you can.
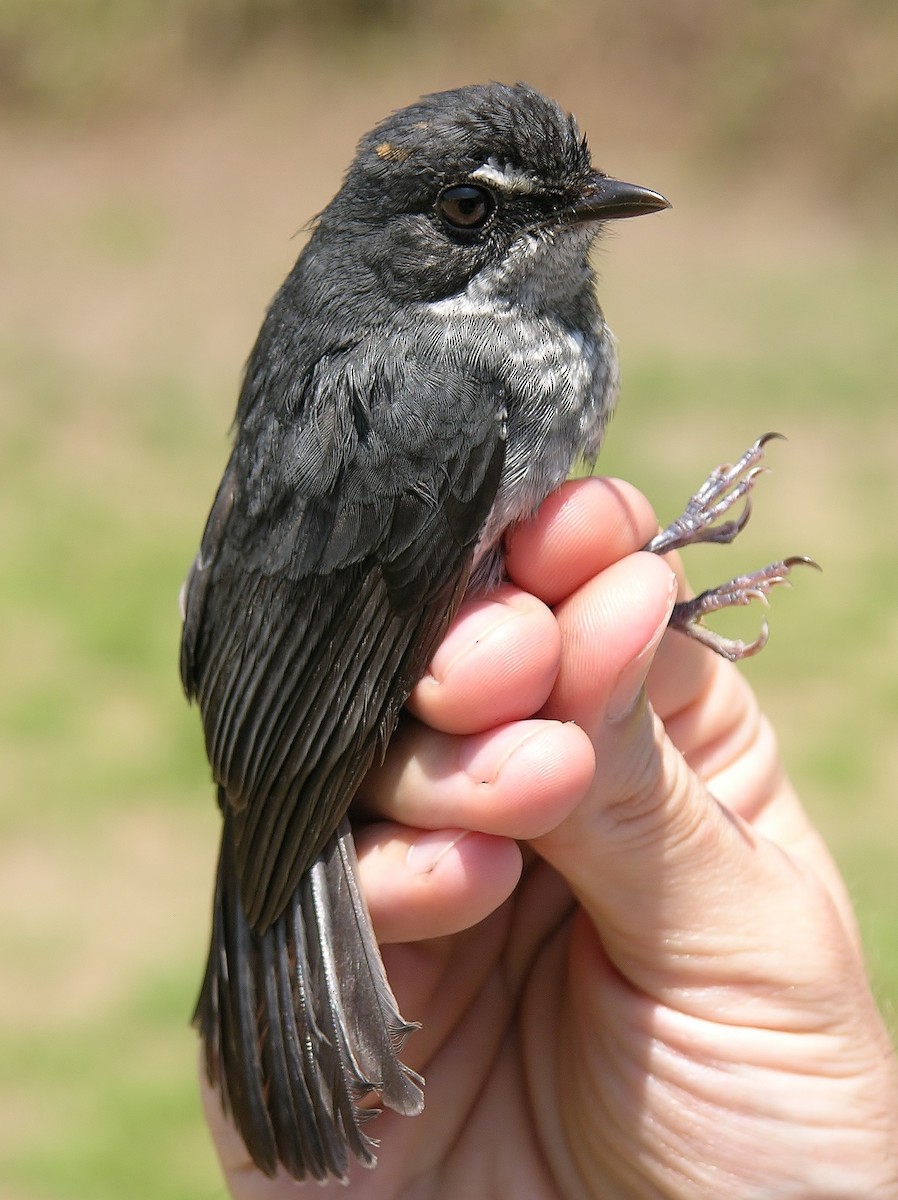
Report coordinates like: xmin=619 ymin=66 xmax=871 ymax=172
xmin=194 ymin=812 xmax=424 ymax=1182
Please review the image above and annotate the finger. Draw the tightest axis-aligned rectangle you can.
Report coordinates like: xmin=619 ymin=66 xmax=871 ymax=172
xmin=652 ymin=639 xmax=761 ymax=790
xmin=644 ymin=551 xmax=720 ymax=725
xmin=505 ymin=476 xmax=659 ymax=606
xmin=532 ymin=552 xmax=863 ymax=996
xmin=361 ymin=717 xmax=596 ymax=838
xmin=352 ymin=821 xmax=523 ymax=944
xmin=538 ymin=550 xmax=678 ymax=733
xmin=506 ymin=477 xmax=718 ymax=724
xmin=407 ymin=584 xmax=560 ymax=734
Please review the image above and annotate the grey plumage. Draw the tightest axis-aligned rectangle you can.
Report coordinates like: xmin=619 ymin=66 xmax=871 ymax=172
xmin=181 ymin=81 xmax=668 ymax=1182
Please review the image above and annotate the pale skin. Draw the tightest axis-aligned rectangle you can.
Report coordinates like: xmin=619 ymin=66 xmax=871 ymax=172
xmin=202 ymin=478 xmax=898 ymax=1199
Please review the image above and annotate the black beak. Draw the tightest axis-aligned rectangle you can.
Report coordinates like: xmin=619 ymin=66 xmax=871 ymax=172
xmin=562 ymin=174 xmax=671 ymax=225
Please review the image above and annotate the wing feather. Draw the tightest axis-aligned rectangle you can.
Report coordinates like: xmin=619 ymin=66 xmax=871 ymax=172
xmin=181 ymin=346 xmax=506 ymax=931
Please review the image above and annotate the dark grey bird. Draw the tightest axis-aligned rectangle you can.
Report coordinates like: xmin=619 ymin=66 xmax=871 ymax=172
xmin=180 ymin=81 xmax=806 ymax=1183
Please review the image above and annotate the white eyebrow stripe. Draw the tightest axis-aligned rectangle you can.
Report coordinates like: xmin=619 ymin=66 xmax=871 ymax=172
xmin=470 ymin=158 xmax=537 ymax=194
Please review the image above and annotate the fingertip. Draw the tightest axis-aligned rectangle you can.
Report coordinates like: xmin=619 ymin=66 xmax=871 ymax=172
xmin=544 ymin=551 xmax=678 ymax=728
xmin=505 ymin=477 xmax=659 ymax=605
xmin=356 ymin=824 xmax=523 ymax=943
xmin=408 ymin=585 xmax=561 ymax=733
xmin=363 ymin=718 xmax=596 ymax=841
xmin=458 ymin=719 xmax=597 ymax=839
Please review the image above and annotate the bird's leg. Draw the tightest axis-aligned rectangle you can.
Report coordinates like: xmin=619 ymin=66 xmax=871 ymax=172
xmin=644 ymin=433 xmax=819 ymax=662
xmin=645 ymin=431 xmax=782 ymax=557
xmin=662 ymin=556 xmax=817 ymax=662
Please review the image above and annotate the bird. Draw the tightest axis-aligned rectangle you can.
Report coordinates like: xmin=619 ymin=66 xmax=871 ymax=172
xmin=180 ymin=81 xmax=803 ymax=1183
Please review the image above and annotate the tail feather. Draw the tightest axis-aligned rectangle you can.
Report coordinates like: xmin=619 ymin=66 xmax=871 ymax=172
xmin=328 ymin=830 xmax=424 ymax=1103
xmin=195 ymin=812 xmax=423 ymax=1182
xmin=259 ymin=922 xmax=330 ymax=1179
xmin=215 ymin=831 xmax=279 ymax=1174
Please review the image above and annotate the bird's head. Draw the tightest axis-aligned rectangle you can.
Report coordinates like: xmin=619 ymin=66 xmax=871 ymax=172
xmin=311 ymin=82 xmax=669 ymax=313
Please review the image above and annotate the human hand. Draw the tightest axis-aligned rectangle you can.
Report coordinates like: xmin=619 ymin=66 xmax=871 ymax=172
xmin=203 ymin=477 xmax=898 ymax=1198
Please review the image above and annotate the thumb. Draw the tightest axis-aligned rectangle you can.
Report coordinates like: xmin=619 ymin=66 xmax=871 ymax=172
xmin=531 ymin=551 xmax=823 ymax=1002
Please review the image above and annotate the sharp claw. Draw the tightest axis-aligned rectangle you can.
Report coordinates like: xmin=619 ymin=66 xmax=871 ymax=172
xmin=745 ymin=589 xmax=770 ymax=606
xmin=784 ymin=555 xmax=822 ymax=573
xmin=668 ymin=556 xmax=813 ymax=661
xmin=646 ymin=438 xmax=816 ymax=660
xmin=758 ymin=431 xmax=787 ymax=449
xmin=645 ymin=433 xmax=783 ymax=557
xmin=738 ymin=618 xmax=770 ymax=660
xmin=675 ymin=617 xmax=770 ymax=662
xmin=746 ymin=465 xmax=770 ymax=485
xmin=731 ymin=497 xmax=752 ymax=534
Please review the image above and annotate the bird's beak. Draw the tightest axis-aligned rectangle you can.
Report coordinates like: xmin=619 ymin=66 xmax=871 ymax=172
xmin=561 ymin=174 xmax=671 ymax=225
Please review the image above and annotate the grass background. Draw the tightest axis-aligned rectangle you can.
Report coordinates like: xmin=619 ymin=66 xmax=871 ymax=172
xmin=1 ymin=2 xmax=896 ymax=1195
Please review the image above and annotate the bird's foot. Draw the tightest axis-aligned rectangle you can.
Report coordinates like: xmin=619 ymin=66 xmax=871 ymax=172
xmin=667 ymin=557 xmax=820 ymax=662
xmin=645 ymin=431 xmax=783 ymax=557
xmin=645 ymin=434 xmax=818 ymax=661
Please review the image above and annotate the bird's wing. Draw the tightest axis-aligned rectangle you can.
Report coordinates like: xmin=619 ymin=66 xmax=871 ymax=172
xmin=180 ymin=347 xmax=506 ymax=930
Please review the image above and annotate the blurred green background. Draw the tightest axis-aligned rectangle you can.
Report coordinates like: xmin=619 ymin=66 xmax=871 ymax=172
xmin=1 ymin=2 xmax=896 ymax=1196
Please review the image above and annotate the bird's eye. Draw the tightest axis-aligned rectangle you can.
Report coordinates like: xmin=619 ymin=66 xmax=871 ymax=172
xmin=437 ymin=184 xmax=496 ymax=233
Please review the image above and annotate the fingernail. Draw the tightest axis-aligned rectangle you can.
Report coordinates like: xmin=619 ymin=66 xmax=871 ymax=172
xmin=459 ymin=722 xmax=557 ymax=784
xmin=425 ymin=592 xmax=531 ymax=683
xmin=427 ymin=615 xmax=513 ymax=684
xmin=406 ymin=829 xmax=468 ymax=874
xmin=606 ymin=574 xmax=677 ymax=722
